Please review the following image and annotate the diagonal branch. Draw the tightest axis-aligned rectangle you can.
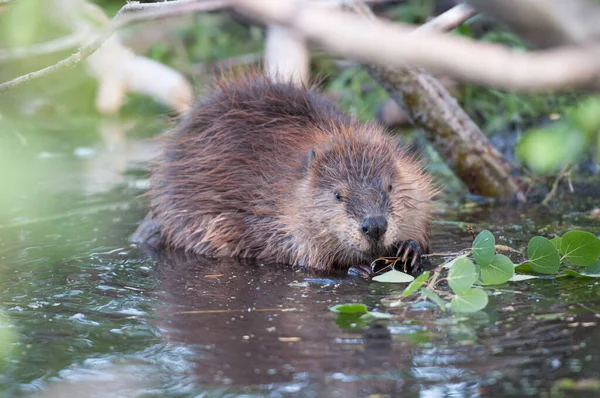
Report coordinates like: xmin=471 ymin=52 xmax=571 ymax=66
xmin=231 ymin=0 xmax=600 ymax=93
xmin=0 ymin=0 xmax=228 ymax=93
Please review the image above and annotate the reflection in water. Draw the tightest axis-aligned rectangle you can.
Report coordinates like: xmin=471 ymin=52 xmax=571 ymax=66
xmin=153 ymin=250 xmax=415 ymax=392
xmin=79 ymin=119 xmax=160 ymax=195
xmin=146 ymin=249 xmax=596 ymax=397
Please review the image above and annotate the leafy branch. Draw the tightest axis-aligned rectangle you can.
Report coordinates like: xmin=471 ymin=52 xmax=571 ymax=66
xmin=332 ymin=229 xmax=600 ymax=323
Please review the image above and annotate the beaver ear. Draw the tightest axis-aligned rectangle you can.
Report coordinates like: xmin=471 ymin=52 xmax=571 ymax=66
xmin=302 ymin=149 xmax=316 ymax=174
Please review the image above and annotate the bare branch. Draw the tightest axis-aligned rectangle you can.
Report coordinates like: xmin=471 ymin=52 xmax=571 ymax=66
xmin=418 ymin=3 xmax=477 ymax=33
xmin=346 ymin=1 xmax=526 ymax=200
xmin=231 ymin=0 xmax=600 ymax=93
xmin=0 ymin=0 xmax=228 ymax=93
xmin=466 ymin=0 xmax=600 ymax=48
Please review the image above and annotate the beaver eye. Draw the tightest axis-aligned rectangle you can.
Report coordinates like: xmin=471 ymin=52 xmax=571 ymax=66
xmin=334 ymin=191 xmax=342 ymax=202
xmin=387 ymin=184 xmax=393 ymax=192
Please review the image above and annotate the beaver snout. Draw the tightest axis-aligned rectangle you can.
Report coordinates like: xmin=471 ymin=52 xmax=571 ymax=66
xmin=360 ymin=216 xmax=388 ymax=242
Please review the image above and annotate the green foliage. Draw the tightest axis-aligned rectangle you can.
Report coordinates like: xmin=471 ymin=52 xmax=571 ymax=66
xmin=330 ymin=303 xmax=392 ymax=329
xmin=420 ymin=288 xmax=446 ymax=311
xmin=372 ymin=269 xmax=414 ymax=283
xmin=473 ymin=230 xmax=514 ymax=285
xmin=329 ymin=303 xmax=368 ymax=314
xmin=402 ymin=271 xmax=430 ymax=297
xmin=324 ymin=67 xmax=388 ymax=122
xmin=528 ymin=236 xmax=561 ymax=274
xmin=372 ymin=229 xmax=599 ymax=317
xmin=561 ymin=231 xmax=600 ymax=266
xmin=480 ymin=254 xmax=514 ymax=285
xmin=587 ymin=260 xmax=600 ymax=274
xmin=1 ymin=0 xmax=51 ymax=47
xmin=453 ymin=26 xmax=577 ymax=135
xmin=472 ymin=230 xmax=495 ymax=267
xmin=450 ymin=288 xmax=489 ymax=313
xmin=551 ymin=237 xmax=563 ymax=253
xmin=517 ymin=96 xmax=600 ymax=174
xmin=516 ymin=121 xmax=587 ymax=174
xmin=448 ymin=258 xmax=478 ymax=295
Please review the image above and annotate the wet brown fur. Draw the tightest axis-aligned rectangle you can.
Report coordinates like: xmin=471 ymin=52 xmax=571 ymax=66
xmin=146 ymin=72 xmax=435 ymax=272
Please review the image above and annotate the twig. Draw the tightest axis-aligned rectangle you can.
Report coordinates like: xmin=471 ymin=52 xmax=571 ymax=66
xmin=0 ymin=0 xmax=228 ymax=93
xmin=418 ymin=3 xmax=477 ymax=33
xmin=422 ymin=244 xmax=521 ymax=259
xmin=495 ymin=244 xmax=522 ymax=255
xmin=230 ymin=0 xmax=600 ymax=92
xmin=541 ymin=163 xmax=573 ymax=206
xmin=421 ymin=250 xmax=470 ymax=259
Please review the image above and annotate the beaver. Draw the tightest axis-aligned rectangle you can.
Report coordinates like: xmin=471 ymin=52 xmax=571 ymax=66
xmin=132 ymin=73 xmax=435 ymax=274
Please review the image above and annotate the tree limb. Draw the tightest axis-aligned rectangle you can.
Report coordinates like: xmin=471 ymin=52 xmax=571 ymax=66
xmin=347 ymin=1 xmax=525 ymax=200
xmin=230 ymin=0 xmax=600 ymax=93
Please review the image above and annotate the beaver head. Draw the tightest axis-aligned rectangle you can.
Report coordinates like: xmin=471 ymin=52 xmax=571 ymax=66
xmin=290 ymin=122 xmax=434 ymax=269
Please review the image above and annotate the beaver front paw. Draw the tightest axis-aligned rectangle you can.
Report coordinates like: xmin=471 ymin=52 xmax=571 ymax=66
xmin=396 ymin=240 xmax=423 ymax=274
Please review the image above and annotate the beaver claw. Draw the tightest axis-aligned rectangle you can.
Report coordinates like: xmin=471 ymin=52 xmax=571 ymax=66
xmin=396 ymin=240 xmax=423 ymax=274
xmin=348 ymin=240 xmax=425 ymax=279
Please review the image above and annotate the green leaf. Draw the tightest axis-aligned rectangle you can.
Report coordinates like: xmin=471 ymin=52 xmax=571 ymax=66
xmin=551 ymin=237 xmax=563 ymax=254
xmin=560 ymin=261 xmax=600 ymax=278
xmin=480 ymin=254 xmax=515 ymax=284
xmin=560 ymin=231 xmax=600 ymax=266
xmin=335 ymin=313 xmax=369 ymax=329
xmin=514 ymin=263 xmax=534 ymax=273
xmin=448 ymin=258 xmax=478 ymax=295
xmin=372 ymin=269 xmax=415 ymax=283
xmin=584 ymin=260 xmax=600 ymax=274
xmin=402 ymin=271 xmax=430 ymax=297
xmin=442 ymin=253 xmax=468 ymax=269
xmin=509 ymin=274 xmax=539 ymax=282
xmin=330 ymin=303 xmax=368 ymax=314
xmin=559 ymin=269 xmax=597 ymax=278
xmin=472 ymin=230 xmax=495 ymax=267
xmin=528 ymin=236 xmax=561 ymax=274
xmin=420 ymin=287 xmax=447 ymax=312
xmin=450 ymin=288 xmax=489 ymax=313
xmin=567 ymin=96 xmax=600 ymax=134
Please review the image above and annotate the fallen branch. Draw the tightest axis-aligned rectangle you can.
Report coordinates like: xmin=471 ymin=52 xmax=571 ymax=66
xmin=230 ymin=0 xmax=600 ymax=92
xmin=349 ymin=1 xmax=526 ymax=200
xmin=0 ymin=0 xmax=228 ymax=93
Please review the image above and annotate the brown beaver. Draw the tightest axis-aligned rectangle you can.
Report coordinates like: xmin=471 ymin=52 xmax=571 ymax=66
xmin=132 ymin=73 xmax=435 ymax=273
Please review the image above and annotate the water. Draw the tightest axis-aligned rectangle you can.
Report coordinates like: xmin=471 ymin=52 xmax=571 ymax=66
xmin=1 ymin=118 xmax=599 ymax=397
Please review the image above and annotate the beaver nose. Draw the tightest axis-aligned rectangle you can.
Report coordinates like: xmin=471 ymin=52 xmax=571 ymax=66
xmin=360 ymin=216 xmax=388 ymax=241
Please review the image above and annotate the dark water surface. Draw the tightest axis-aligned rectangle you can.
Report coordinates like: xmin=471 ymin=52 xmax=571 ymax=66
xmin=1 ymin=121 xmax=600 ymax=397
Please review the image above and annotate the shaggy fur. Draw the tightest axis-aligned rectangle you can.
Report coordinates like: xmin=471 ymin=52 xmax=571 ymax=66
xmin=142 ymin=73 xmax=435 ymax=271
